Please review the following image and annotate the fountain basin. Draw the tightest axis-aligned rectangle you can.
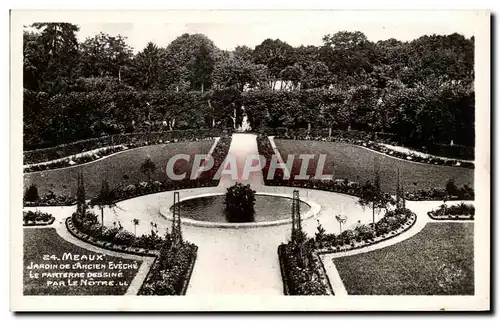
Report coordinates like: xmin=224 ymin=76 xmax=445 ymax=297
xmin=160 ymin=192 xmax=321 ymax=228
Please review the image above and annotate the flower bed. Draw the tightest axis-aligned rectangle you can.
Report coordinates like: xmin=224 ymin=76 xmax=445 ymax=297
xmin=427 ymin=203 xmax=475 ymax=221
xmin=67 ymin=213 xmax=198 ymax=295
xmin=23 ymin=191 xmax=76 ymax=207
xmin=24 ymin=129 xmax=222 ymax=164
xmin=278 ymin=208 xmax=416 ymax=295
xmin=138 ymin=242 xmax=198 ymax=296
xmin=256 ymin=135 xmax=474 ymax=201
xmin=24 ymin=145 xmax=128 ymax=173
xmin=315 ymin=208 xmax=417 ymax=254
xmin=278 ymin=241 xmax=334 ymax=295
xmin=23 ymin=210 xmax=55 ymax=226
xmin=273 ymin=134 xmax=474 ymax=169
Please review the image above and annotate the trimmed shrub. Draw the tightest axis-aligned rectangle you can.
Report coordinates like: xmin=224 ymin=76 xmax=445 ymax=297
xmin=113 ymin=230 xmax=136 ymax=247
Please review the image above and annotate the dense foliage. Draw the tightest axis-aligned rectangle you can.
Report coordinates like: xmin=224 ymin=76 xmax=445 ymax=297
xmin=428 ymin=203 xmax=475 ymax=220
xmin=139 ymin=242 xmax=197 ymax=295
xmin=315 ymin=208 xmax=415 ymax=251
xmin=24 ymin=24 xmax=474 ymax=156
xmin=224 ymin=183 xmax=256 ymax=222
xmin=23 ymin=210 xmax=54 ymax=225
xmin=70 ymin=210 xmax=197 ymax=295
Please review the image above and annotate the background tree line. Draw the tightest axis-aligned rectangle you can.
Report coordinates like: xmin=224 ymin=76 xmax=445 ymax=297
xmin=23 ymin=23 xmax=474 ymax=151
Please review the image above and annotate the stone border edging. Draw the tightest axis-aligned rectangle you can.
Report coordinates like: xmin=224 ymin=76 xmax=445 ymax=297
xmin=23 ymin=217 xmax=55 ymax=227
xmin=427 ymin=213 xmax=474 ymax=221
xmin=313 ymin=251 xmax=335 ymax=295
xmin=316 ymin=213 xmax=417 ymax=256
xmin=277 ymin=245 xmax=291 ymax=295
xmin=159 ymin=192 xmax=321 ymax=229
xmin=179 ymin=248 xmax=198 ymax=296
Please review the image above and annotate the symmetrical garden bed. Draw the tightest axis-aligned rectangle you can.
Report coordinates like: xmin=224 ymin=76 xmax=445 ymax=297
xmin=257 ymin=135 xmax=474 ymax=200
xmin=67 ymin=212 xmax=197 ymax=295
xmin=427 ymin=203 xmax=475 ymax=221
xmin=278 ymin=206 xmax=417 ymax=295
xmin=315 ymin=208 xmax=417 ymax=254
xmin=278 ymin=241 xmax=334 ymax=295
xmin=273 ymin=133 xmax=474 ymax=168
xmin=23 ymin=210 xmax=55 ymax=226
xmin=24 ymin=136 xmax=232 ymax=205
xmin=24 ymin=129 xmax=222 ymax=164
xmin=332 ymin=222 xmax=474 ymax=295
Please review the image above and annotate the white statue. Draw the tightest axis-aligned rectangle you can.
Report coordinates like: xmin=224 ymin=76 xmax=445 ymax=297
xmin=238 ymin=106 xmax=252 ymax=132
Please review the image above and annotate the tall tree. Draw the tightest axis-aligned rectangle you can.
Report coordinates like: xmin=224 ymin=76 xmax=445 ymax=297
xmin=253 ymin=39 xmax=295 ymax=89
xmin=25 ymin=23 xmax=80 ymax=93
xmin=76 ymin=172 xmax=88 ymax=216
xmin=130 ymin=42 xmax=167 ymax=90
xmin=212 ymin=56 xmax=269 ymax=91
xmin=90 ymin=179 xmax=116 ymax=232
xmin=79 ymin=32 xmax=133 ymax=80
xmin=163 ymin=33 xmax=218 ymax=91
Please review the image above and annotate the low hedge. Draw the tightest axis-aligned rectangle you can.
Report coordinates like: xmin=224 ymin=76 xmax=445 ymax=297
xmin=427 ymin=203 xmax=475 ymax=220
xmin=23 ymin=210 xmax=55 ymax=226
xmin=24 ymin=129 xmax=222 ymax=164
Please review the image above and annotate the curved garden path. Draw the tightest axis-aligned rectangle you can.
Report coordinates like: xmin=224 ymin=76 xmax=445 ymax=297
xmin=23 ymin=133 xmax=474 ymax=295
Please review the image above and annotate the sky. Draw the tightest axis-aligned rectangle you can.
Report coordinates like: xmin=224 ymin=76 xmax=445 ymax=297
xmin=70 ymin=10 xmax=479 ymax=52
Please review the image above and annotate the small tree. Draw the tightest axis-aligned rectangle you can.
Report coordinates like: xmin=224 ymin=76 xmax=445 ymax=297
xmin=76 ymin=173 xmax=88 ymax=216
xmin=140 ymin=157 xmax=156 ymax=181
xmin=24 ymin=184 xmax=39 ymax=203
xmin=132 ymin=218 xmax=140 ymax=236
xmin=358 ymin=180 xmax=392 ymax=225
xmin=90 ymin=179 xmax=116 ymax=233
xmin=315 ymin=220 xmax=326 ymax=245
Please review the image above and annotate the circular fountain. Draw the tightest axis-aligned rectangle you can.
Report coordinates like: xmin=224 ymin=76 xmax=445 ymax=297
xmin=161 ymin=192 xmax=321 ymax=228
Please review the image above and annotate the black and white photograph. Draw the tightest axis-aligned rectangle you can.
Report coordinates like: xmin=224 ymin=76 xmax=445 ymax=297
xmin=10 ymin=9 xmax=490 ymax=311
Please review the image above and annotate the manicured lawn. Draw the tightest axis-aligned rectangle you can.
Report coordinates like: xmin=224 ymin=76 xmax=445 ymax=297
xmin=331 ymin=222 xmax=474 ymax=295
xmin=23 ymin=228 xmax=141 ymax=295
xmin=23 ymin=140 xmax=214 ymax=198
xmin=274 ymin=139 xmax=474 ymax=193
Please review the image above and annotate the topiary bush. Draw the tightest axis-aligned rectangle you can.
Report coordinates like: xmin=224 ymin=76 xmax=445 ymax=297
xmin=224 ymin=183 xmax=256 ymax=223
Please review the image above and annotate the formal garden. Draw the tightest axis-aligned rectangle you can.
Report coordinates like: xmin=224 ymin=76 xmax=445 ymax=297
xmin=22 ymin=24 xmax=476 ymax=296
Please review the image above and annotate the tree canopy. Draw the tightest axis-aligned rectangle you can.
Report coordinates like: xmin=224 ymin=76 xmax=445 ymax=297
xmin=23 ymin=25 xmax=475 ymax=152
